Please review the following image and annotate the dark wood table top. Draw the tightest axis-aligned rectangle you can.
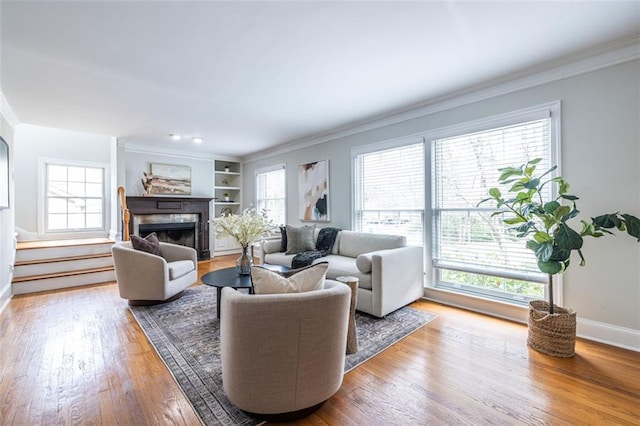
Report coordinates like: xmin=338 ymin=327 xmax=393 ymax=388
xmin=201 ymin=264 xmax=290 ymax=289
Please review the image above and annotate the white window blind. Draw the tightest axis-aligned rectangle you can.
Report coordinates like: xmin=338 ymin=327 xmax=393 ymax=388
xmin=432 ymin=118 xmax=552 ymax=301
xmin=46 ymin=164 xmax=105 ymax=232
xmin=256 ymin=166 xmax=286 ymax=226
xmin=354 ymin=142 xmax=425 ymax=246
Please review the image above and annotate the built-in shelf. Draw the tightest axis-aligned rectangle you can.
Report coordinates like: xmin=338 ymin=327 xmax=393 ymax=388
xmin=213 ymin=159 xmax=242 ymax=254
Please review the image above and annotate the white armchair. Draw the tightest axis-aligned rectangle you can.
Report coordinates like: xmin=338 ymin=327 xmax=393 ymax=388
xmin=111 ymin=241 xmax=198 ymax=305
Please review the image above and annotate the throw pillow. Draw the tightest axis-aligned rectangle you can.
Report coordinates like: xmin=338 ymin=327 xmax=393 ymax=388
xmin=252 ymin=262 xmax=329 ymax=294
xmin=285 ymin=225 xmax=316 ymax=255
xmin=131 ymin=232 xmax=162 ymax=256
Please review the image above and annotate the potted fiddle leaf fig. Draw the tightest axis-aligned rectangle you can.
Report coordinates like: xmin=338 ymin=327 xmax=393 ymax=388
xmin=479 ymin=158 xmax=640 ymax=357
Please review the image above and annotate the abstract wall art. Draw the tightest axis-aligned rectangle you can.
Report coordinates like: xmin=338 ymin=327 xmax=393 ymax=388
xmin=298 ymin=159 xmax=329 ymax=221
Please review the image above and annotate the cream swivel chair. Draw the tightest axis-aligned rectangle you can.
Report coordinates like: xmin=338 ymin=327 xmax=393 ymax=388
xmin=220 ymin=280 xmax=351 ymax=421
xmin=111 ymin=241 xmax=197 ymax=305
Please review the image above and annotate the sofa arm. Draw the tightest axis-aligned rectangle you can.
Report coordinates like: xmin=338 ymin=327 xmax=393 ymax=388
xmin=260 ymin=239 xmax=282 ymax=263
xmin=370 ymin=245 xmax=424 ymax=317
xmin=160 ymin=242 xmax=198 ymax=264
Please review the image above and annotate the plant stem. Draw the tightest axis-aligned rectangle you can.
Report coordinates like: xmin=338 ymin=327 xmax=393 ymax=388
xmin=548 ymin=274 xmax=554 ymax=314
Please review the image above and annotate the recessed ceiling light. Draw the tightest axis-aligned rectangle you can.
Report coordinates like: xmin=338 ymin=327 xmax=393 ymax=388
xmin=169 ymin=134 xmax=182 ymax=141
xmin=193 ymin=137 xmax=203 ymax=144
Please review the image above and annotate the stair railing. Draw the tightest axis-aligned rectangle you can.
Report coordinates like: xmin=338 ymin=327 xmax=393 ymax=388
xmin=117 ymin=186 xmax=130 ymax=241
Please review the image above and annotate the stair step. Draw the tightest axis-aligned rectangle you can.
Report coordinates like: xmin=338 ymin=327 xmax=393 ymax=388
xmin=12 ymin=266 xmax=115 ymax=283
xmin=12 ymin=269 xmax=116 ymax=295
xmin=15 ymin=238 xmax=114 ymax=262
xmin=15 ymin=252 xmax=113 ymax=266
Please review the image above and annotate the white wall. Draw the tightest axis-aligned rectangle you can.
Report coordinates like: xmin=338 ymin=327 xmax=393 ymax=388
xmin=14 ymin=124 xmax=114 ymax=235
xmin=0 ymin=108 xmax=15 ymax=312
xmin=243 ymin=60 xmax=640 ymax=345
xmin=123 ymin=148 xmax=214 ymax=198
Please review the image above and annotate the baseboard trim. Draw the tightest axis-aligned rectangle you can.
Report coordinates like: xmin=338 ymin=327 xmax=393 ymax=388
xmin=0 ymin=283 xmax=13 ymax=315
xmin=577 ymin=318 xmax=640 ymax=352
xmin=424 ymin=287 xmax=640 ymax=352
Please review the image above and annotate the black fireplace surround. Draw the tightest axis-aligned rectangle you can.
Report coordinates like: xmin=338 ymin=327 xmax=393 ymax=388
xmin=126 ymin=196 xmax=212 ymax=260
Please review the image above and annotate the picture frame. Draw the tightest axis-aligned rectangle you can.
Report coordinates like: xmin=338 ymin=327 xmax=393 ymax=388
xmin=0 ymin=136 xmax=9 ymax=209
xmin=298 ymin=159 xmax=329 ymax=221
xmin=149 ymin=163 xmax=192 ymax=195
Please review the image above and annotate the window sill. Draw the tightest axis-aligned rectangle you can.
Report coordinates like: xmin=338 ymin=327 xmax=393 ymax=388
xmin=423 ymin=286 xmax=529 ymax=324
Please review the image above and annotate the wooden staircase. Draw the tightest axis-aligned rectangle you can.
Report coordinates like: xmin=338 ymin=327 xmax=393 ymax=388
xmin=12 ymin=238 xmax=116 ymax=294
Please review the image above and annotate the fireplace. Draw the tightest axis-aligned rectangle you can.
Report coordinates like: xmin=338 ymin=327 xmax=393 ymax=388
xmin=126 ymin=197 xmax=212 ymax=260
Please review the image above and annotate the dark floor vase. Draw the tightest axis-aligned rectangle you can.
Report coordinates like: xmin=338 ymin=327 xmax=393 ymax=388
xmin=527 ymin=300 xmax=577 ymax=358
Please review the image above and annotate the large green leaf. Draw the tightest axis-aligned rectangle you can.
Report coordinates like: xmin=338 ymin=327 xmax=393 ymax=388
xmin=523 ymin=178 xmax=540 ymax=189
xmin=498 ymin=167 xmax=523 ymax=182
xmin=561 ymin=208 xmax=580 ymax=222
xmin=526 ymin=240 xmax=539 ymax=252
xmin=533 ymin=231 xmax=552 ymax=243
xmin=549 ymin=245 xmax=570 ymax=262
xmin=488 ymin=187 xmax=501 ymax=200
xmin=593 ymin=213 xmax=622 ymax=229
xmin=560 ymin=194 xmax=579 ymax=201
xmin=528 ymin=158 xmax=542 ymax=165
xmin=553 ymin=205 xmax=571 ymax=220
xmin=622 ymin=214 xmax=640 ymax=242
xmin=503 ymin=216 xmax=526 ymax=225
xmin=556 ymin=223 xmax=583 ymax=250
xmin=535 ymin=241 xmax=553 ymax=262
xmin=538 ymin=259 xmax=563 ymax=275
xmin=543 ymin=201 xmax=560 ymax=214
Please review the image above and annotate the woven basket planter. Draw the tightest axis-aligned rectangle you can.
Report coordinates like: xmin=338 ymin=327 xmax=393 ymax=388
xmin=527 ymin=300 xmax=576 ymax=358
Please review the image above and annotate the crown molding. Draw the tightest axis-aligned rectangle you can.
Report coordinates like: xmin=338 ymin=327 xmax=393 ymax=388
xmin=0 ymin=90 xmax=19 ymax=128
xmin=123 ymin=142 xmax=218 ymax=161
xmin=242 ymin=35 xmax=640 ymax=163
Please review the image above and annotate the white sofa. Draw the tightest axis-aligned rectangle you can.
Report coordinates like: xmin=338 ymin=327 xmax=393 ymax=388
xmin=260 ymin=230 xmax=424 ymax=317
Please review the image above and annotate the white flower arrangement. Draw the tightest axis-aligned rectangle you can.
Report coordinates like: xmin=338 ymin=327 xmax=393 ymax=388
xmin=212 ymin=207 xmax=274 ymax=249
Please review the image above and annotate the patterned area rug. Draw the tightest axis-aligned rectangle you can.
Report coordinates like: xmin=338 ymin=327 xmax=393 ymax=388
xmin=130 ymin=285 xmax=437 ymax=425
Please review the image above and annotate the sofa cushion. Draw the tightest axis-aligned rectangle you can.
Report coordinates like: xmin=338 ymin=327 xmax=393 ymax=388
xmin=252 ymin=262 xmax=329 ymax=294
xmin=285 ymin=225 xmax=316 ymax=254
xmin=317 ymin=255 xmax=372 ymax=290
xmin=168 ymin=260 xmax=195 ymax=280
xmin=131 ymin=232 xmax=162 ymax=257
xmin=338 ymin=230 xmax=406 ymax=258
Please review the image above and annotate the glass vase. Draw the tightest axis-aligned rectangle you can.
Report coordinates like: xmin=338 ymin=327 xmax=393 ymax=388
xmin=236 ymin=245 xmax=253 ymax=275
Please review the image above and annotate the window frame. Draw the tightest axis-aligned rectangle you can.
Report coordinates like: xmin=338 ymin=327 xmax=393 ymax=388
xmin=255 ymin=163 xmax=287 ymax=227
xmin=351 ymin=136 xmax=426 ymax=248
xmin=350 ymin=101 xmax=562 ymax=308
xmin=426 ymin=101 xmax=562 ymax=306
xmin=38 ymin=158 xmax=110 ymax=238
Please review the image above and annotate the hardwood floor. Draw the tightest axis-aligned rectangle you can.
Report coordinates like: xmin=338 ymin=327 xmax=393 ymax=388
xmin=1 ymin=256 xmax=638 ymax=425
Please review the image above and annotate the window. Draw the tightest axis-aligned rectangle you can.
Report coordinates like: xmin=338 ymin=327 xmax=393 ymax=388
xmin=431 ymin=109 xmax=558 ymax=304
xmin=256 ymin=165 xmax=286 ymax=226
xmin=44 ymin=162 xmax=105 ymax=232
xmin=353 ymin=141 xmax=425 ymax=247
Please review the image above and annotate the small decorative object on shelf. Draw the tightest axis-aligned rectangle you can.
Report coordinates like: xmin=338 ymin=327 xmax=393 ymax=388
xmin=221 ymin=177 xmax=231 ymax=186
xmin=212 ymin=207 xmax=274 ymax=275
xmin=223 ymin=192 xmax=231 ymax=202
xmin=224 ymin=165 xmax=230 ymax=173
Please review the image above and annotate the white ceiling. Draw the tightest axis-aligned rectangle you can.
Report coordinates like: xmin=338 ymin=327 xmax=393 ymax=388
xmin=2 ymin=1 xmax=639 ymax=158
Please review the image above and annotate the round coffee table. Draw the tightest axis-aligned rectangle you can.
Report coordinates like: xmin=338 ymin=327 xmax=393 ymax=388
xmin=201 ymin=265 xmax=290 ymax=319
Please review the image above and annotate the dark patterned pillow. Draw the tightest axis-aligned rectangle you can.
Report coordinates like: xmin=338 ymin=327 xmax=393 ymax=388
xmin=131 ymin=232 xmax=162 ymax=256
xmin=279 ymin=225 xmax=288 ymax=252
